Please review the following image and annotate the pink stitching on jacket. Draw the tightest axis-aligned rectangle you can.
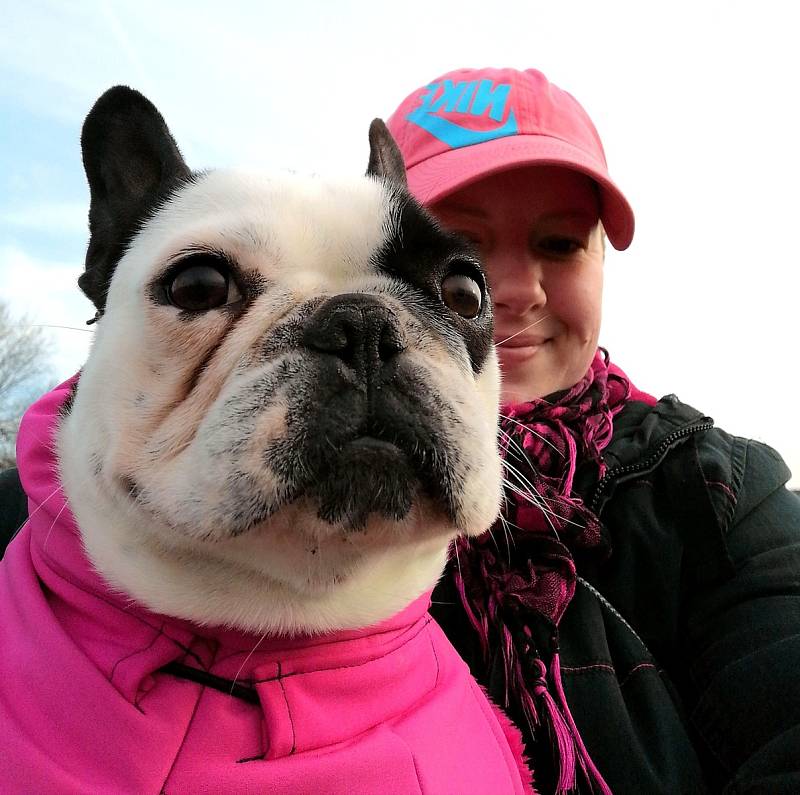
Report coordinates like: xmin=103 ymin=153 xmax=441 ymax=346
xmin=619 ymin=662 xmax=657 ymax=688
xmin=560 ymin=663 xmax=616 ymax=675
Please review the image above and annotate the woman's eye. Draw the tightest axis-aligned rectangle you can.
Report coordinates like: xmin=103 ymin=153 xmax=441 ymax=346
xmin=538 ymin=236 xmax=582 ymax=256
xmin=456 ymin=231 xmax=485 ymax=248
xmin=167 ymin=256 xmax=242 ymax=311
xmin=441 ymin=273 xmax=483 ymax=319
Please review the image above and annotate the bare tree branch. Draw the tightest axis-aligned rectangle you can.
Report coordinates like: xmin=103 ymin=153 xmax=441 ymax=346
xmin=0 ymin=302 xmax=55 ymax=467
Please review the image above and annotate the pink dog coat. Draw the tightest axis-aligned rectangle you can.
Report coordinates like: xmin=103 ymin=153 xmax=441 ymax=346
xmin=0 ymin=379 xmax=531 ymax=794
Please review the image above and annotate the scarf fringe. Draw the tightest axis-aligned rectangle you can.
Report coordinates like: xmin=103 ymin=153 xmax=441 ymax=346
xmin=502 ymin=628 xmax=610 ymax=794
xmin=528 ymin=656 xmax=576 ymax=793
xmin=550 ymin=652 xmax=612 ymax=795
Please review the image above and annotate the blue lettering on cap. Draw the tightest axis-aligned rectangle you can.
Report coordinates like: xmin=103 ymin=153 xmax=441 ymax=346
xmin=407 ymin=79 xmax=518 ymax=149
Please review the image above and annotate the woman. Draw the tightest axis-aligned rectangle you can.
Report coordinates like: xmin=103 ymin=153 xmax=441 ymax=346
xmin=386 ymin=68 xmax=800 ymax=794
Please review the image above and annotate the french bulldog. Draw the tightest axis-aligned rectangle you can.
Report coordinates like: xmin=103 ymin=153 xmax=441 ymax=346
xmin=0 ymin=87 xmax=531 ymax=793
xmin=60 ymin=86 xmax=503 ymax=636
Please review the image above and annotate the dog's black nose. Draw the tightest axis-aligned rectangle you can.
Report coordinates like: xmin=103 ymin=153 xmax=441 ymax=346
xmin=302 ymin=294 xmax=405 ymax=369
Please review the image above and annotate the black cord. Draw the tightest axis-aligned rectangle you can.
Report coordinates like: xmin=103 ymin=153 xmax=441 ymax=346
xmin=159 ymin=661 xmax=260 ymax=705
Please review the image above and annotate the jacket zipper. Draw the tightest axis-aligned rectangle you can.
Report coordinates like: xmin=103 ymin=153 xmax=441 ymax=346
xmin=590 ymin=420 xmax=714 ymax=513
xmin=580 ymin=419 xmax=713 ymax=658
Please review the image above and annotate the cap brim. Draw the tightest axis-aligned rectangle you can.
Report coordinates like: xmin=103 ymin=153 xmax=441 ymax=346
xmin=405 ymin=133 xmax=635 ymax=250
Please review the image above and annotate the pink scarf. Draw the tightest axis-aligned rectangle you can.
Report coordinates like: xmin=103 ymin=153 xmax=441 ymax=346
xmin=453 ymin=350 xmax=653 ymax=795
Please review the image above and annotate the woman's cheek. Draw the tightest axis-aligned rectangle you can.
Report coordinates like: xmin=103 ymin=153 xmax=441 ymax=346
xmin=555 ymin=266 xmax=603 ymax=344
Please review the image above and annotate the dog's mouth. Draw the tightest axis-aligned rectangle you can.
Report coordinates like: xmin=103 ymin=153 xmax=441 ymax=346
xmin=345 ymin=436 xmax=405 ymax=457
xmin=265 ymin=386 xmax=458 ymax=531
xmin=311 ymin=432 xmax=418 ymax=529
xmin=311 ymin=423 xmax=452 ymax=530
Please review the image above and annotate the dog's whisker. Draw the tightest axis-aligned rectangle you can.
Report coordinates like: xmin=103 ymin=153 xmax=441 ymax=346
xmin=497 ymin=428 xmax=536 ymax=467
xmin=499 ymin=413 xmax=563 ymax=456
xmin=497 ymin=517 xmax=527 ymax=534
xmin=43 ymin=498 xmax=72 ymax=551
xmin=502 ymin=477 xmax=557 ymax=516
xmin=498 ymin=457 xmax=556 ymax=511
xmin=231 ymin=631 xmax=269 ymax=693
xmin=484 ymin=524 xmax=499 ymax=553
xmin=17 ymin=484 xmax=63 ymax=528
xmin=500 ymin=472 xmax=584 ymax=532
xmin=500 ymin=475 xmax=565 ymax=538
xmin=498 ymin=458 xmax=553 ymax=511
xmin=494 ymin=315 xmax=551 ymax=346
xmin=26 ymin=324 xmax=96 ymax=334
xmin=496 ymin=514 xmax=515 ymax=562
xmin=453 ymin=539 xmax=464 ymax=584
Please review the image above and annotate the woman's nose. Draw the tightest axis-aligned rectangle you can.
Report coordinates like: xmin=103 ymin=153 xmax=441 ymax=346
xmin=489 ymin=252 xmax=547 ymax=316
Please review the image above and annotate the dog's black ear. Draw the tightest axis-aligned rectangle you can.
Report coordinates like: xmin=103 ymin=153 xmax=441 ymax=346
xmin=79 ymin=86 xmax=191 ymax=312
xmin=366 ymin=119 xmax=408 ymax=190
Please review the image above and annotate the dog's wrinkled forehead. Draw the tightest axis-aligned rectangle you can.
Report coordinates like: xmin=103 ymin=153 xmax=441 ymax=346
xmin=134 ymin=170 xmax=401 ymax=287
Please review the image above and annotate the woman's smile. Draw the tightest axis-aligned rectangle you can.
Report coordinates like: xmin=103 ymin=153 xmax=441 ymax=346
xmin=495 ymin=334 xmax=552 ymax=364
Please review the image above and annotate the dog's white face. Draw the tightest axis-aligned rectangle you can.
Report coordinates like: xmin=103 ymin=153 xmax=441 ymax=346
xmin=58 ymin=88 xmax=502 ymax=635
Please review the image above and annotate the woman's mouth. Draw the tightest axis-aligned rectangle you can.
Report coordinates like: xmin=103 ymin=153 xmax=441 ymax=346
xmin=495 ymin=335 xmax=551 ymax=363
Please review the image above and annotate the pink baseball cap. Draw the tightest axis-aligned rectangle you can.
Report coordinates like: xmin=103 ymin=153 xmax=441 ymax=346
xmin=386 ymin=67 xmax=635 ymax=250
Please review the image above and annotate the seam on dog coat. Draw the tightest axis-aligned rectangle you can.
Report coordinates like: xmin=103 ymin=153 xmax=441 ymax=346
xmin=0 ymin=377 xmax=531 ymax=794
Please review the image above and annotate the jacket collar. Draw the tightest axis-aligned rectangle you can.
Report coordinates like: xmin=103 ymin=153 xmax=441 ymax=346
xmin=601 ymin=394 xmax=713 ymax=473
xmin=575 ymin=394 xmax=714 ymax=515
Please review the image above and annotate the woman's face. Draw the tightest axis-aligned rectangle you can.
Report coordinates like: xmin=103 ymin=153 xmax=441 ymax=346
xmin=430 ymin=166 xmax=605 ymax=403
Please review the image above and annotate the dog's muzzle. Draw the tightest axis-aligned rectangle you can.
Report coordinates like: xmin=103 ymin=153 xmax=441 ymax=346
xmin=267 ymin=293 xmax=457 ymax=530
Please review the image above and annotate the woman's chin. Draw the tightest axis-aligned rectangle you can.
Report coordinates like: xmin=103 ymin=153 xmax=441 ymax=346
xmin=498 ymin=360 xmax=555 ymax=405
xmin=501 ymin=377 xmax=545 ymax=406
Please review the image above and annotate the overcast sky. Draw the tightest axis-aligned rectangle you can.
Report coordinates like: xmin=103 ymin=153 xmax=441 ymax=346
xmin=2 ymin=0 xmax=798 ymax=486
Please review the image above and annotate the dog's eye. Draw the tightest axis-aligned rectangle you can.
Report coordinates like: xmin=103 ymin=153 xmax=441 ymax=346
xmin=167 ymin=257 xmax=241 ymax=311
xmin=441 ymin=273 xmax=482 ymax=319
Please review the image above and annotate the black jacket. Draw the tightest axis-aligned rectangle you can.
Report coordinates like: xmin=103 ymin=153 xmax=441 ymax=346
xmin=432 ymin=395 xmax=800 ymax=794
xmin=2 ymin=396 xmax=799 ymax=793
xmin=0 ymin=468 xmax=26 ymax=555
